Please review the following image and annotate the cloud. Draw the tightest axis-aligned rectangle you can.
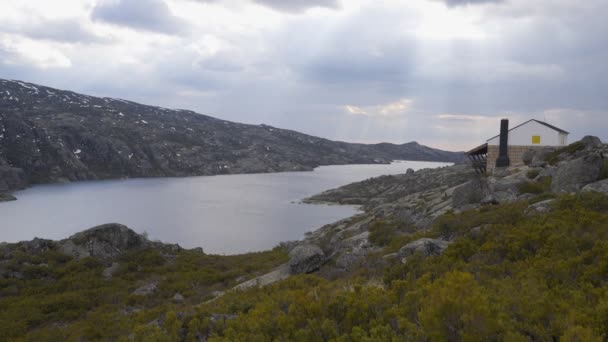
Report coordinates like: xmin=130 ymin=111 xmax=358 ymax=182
xmin=251 ymin=0 xmax=340 ymax=13
xmin=437 ymin=0 xmax=505 ymax=7
xmin=91 ymin=0 xmax=188 ymax=34
xmin=19 ymin=19 xmax=107 ymax=44
xmin=0 ymin=35 xmax=72 ymax=69
xmin=345 ymin=99 xmax=413 ymax=119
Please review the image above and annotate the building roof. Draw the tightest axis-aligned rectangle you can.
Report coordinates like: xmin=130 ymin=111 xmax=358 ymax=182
xmin=486 ymin=119 xmax=569 ymax=141
xmin=466 ymin=143 xmax=488 ymax=155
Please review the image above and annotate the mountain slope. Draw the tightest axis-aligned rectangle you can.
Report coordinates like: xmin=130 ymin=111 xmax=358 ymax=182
xmin=0 ymin=79 xmax=463 ymax=193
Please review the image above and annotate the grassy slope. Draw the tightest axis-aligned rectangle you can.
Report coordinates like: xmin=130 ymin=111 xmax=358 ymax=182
xmin=4 ymin=192 xmax=608 ymax=340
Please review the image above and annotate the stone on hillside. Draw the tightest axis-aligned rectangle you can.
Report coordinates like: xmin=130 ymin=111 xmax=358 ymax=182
xmin=63 ymin=223 xmax=149 ymax=259
xmin=398 ymin=238 xmax=450 ymax=261
xmin=172 ymin=293 xmax=185 ymax=302
xmin=582 ymin=179 xmax=608 ymax=194
xmin=581 ymin=136 xmax=603 ymax=150
xmin=531 ymin=147 xmax=557 ymax=167
xmin=406 ymin=168 xmax=415 ymax=175
xmin=102 ymin=262 xmax=120 ymax=279
xmin=552 ymin=153 xmax=604 ymax=193
xmin=522 ymin=150 xmax=535 ymax=166
xmin=452 ymin=179 xmax=483 ymax=208
xmin=133 ymin=282 xmax=157 ymax=296
xmin=527 ymin=199 xmax=555 ymax=214
xmin=288 ymin=244 xmax=326 ymax=274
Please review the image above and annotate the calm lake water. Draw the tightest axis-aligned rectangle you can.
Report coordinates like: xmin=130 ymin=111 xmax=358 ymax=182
xmin=0 ymin=161 xmax=451 ymax=254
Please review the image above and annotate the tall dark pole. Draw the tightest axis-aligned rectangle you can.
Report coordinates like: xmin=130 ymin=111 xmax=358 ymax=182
xmin=496 ymin=119 xmax=510 ymax=168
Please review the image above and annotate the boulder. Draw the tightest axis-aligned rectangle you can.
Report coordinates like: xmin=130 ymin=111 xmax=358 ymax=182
xmin=406 ymin=168 xmax=415 ymax=175
xmin=398 ymin=238 xmax=450 ymax=261
xmin=172 ymin=293 xmax=185 ymax=302
xmin=102 ymin=262 xmax=120 ymax=279
xmin=522 ymin=150 xmax=536 ymax=166
xmin=581 ymin=136 xmax=603 ymax=150
xmin=452 ymin=179 xmax=483 ymax=208
xmin=288 ymin=244 xmax=326 ymax=274
xmin=551 ymin=153 xmax=604 ymax=193
xmin=132 ymin=282 xmax=157 ymax=296
xmin=62 ymin=223 xmax=149 ymax=259
xmin=18 ymin=238 xmax=55 ymax=255
xmin=530 ymin=147 xmax=557 ymax=167
xmin=582 ymin=179 xmax=608 ymax=194
xmin=527 ymin=199 xmax=555 ymax=214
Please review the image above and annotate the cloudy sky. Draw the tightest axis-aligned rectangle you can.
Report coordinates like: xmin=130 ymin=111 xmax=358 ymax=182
xmin=1 ymin=0 xmax=606 ymax=151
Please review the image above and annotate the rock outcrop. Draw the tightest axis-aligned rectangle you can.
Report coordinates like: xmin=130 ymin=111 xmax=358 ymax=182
xmin=582 ymin=179 xmax=608 ymax=194
xmin=288 ymin=245 xmax=326 ymax=274
xmin=398 ymin=238 xmax=450 ymax=261
xmin=452 ymin=178 xmax=484 ymax=208
xmin=552 ymin=153 xmax=604 ymax=193
xmin=0 ymin=223 xmax=183 ymax=262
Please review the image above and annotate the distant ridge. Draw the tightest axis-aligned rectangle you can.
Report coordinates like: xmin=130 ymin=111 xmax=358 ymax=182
xmin=0 ymin=78 xmax=464 ymax=194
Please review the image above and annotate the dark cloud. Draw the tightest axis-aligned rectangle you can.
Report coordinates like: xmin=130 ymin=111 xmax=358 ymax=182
xmin=91 ymin=0 xmax=187 ymax=34
xmin=252 ymin=0 xmax=339 ymax=13
xmin=438 ymin=0 xmax=504 ymax=6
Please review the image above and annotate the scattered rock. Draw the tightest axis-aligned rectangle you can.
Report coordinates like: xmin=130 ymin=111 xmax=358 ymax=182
xmin=398 ymin=238 xmax=450 ymax=262
xmin=452 ymin=179 xmax=483 ymax=208
xmin=483 ymin=191 xmax=517 ymax=205
xmin=406 ymin=168 xmax=415 ymax=175
xmin=133 ymin=282 xmax=157 ymax=296
xmin=552 ymin=153 xmax=603 ymax=193
xmin=172 ymin=293 xmax=184 ymax=302
xmin=210 ymin=314 xmax=237 ymax=323
xmin=190 ymin=247 xmax=204 ymax=254
xmin=102 ymin=262 xmax=120 ymax=279
xmin=288 ymin=245 xmax=326 ymax=274
xmin=58 ymin=240 xmax=90 ymax=259
xmin=527 ymin=199 xmax=555 ymax=214
xmin=582 ymin=179 xmax=608 ymax=194
xmin=522 ymin=150 xmax=536 ymax=166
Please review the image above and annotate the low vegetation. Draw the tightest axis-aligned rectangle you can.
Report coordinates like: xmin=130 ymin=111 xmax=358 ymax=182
xmin=0 ymin=247 xmax=287 ymax=340
xmin=547 ymin=140 xmax=586 ymax=165
xmin=5 ymin=193 xmax=608 ymax=340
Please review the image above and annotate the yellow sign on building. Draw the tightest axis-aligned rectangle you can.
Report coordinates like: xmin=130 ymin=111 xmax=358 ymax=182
xmin=532 ymin=135 xmax=541 ymax=144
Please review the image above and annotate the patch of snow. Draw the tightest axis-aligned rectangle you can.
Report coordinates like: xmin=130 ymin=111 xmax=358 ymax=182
xmin=128 ymin=153 xmax=134 ymax=160
xmin=74 ymin=149 xmax=82 ymax=154
xmin=141 ymin=120 xmax=148 ymax=124
xmin=118 ymin=112 xmax=124 ymax=117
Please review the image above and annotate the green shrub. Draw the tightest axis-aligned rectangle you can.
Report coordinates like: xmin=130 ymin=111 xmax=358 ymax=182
xmin=547 ymin=141 xmax=586 ymax=165
xmin=368 ymin=221 xmax=399 ymax=246
xmin=527 ymin=169 xmax=541 ymax=179
xmin=599 ymin=159 xmax=608 ymax=180
xmin=518 ymin=177 xmax=551 ymax=195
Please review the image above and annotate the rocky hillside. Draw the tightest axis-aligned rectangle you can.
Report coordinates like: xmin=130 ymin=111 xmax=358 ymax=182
xmin=0 ymin=79 xmax=463 ymax=197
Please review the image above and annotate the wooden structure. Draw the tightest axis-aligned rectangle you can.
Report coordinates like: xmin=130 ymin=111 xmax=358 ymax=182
xmin=466 ymin=143 xmax=488 ymax=174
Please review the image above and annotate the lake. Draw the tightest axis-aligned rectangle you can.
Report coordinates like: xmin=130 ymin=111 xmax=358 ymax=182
xmin=0 ymin=161 xmax=451 ymax=254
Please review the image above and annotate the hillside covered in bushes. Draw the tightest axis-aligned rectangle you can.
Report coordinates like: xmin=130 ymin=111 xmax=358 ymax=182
xmin=2 ymin=137 xmax=608 ymax=341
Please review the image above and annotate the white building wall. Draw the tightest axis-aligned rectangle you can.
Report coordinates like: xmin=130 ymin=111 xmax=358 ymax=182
xmin=487 ymin=121 xmax=566 ymax=146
